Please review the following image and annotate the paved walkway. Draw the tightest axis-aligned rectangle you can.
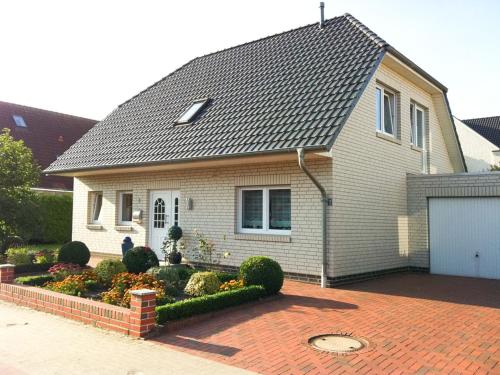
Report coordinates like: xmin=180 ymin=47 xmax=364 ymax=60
xmin=0 ymin=301 xmax=254 ymax=375
xmin=154 ymin=274 xmax=500 ymax=374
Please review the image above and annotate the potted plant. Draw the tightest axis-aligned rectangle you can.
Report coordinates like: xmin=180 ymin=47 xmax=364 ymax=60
xmin=162 ymin=225 xmax=183 ymax=265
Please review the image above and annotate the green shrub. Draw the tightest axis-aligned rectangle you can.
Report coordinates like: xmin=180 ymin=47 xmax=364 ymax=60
xmin=147 ymin=266 xmax=180 ymax=284
xmin=57 ymin=241 xmax=90 ymax=266
xmin=15 ymin=274 xmax=54 ymax=286
xmin=214 ymin=271 xmax=239 ymax=283
xmin=147 ymin=266 xmax=182 ymax=296
xmin=176 ymin=266 xmax=197 ymax=281
xmin=14 ymin=263 xmax=55 ymax=275
xmin=156 ymin=285 xmax=266 ymax=323
xmin=184 ymin=271 xmax=221 ymax=297
xmin=122 ymin=246 xmax=159 ymax=273
xmin=33 ymin=194 xmax=72 ymax=244
xmin=95 ymin=259 xmax=127 ymax=286
xmin=239 ymin=256 xmax=284 ymax=295
xmin=6 ymin=247 xmax=34 ymax=265
xmin=84 ymin=279 xmax=100 ymax=291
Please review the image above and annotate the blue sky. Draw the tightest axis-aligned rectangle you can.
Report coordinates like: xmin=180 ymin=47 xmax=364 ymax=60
xmin=1 ymin=0 xmax=498 ymax=120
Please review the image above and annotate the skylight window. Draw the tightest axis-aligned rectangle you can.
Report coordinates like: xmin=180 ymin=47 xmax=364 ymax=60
xmin=12 ymin=115 xmax=27 ymax=128
xmin=175 ymin=99 xmax=209 ymax=124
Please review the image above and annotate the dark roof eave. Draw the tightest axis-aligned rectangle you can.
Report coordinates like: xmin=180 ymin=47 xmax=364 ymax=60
xmin=386 ymin=46 xmax=448 ymax=93
xmin=44 ymin=144 xmax=328 ymax=175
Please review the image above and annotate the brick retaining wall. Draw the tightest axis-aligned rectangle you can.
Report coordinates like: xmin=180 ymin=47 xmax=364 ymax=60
xmin=0 ymin=264 xmax=155 ymax=338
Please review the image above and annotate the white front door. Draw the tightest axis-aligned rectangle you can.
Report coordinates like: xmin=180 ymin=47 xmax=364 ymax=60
xmin=149 ymin=191 xmax=180 ymax=260
xmin=429 ymin=197 xmax=500 ymax=279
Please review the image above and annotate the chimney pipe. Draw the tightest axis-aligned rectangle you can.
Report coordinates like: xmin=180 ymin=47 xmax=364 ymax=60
xmin=319 ymin=2 xmax=325 ymax=29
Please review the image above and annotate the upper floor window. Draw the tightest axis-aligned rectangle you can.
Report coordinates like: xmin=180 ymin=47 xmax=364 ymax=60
xmin=238 ymin=186 xmax=291 ymax=235
xmin=90 ymin=192 xmax=103 ymax=224
xmin=410 ymin=103 xmax=425 ymax=149
xmin=118 ymin=191 xmax=133 ymax=224
xmin=12 ymin=115 xmax=27 ymax=128
xmin=175 ymin=99 xmax=209 ymax=124
xmin=376 ymin=86 xmax=396 ymax=136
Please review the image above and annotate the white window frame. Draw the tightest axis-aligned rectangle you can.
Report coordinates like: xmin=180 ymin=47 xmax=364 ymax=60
xmin=410 ymin=102 xmax=426 ymax=149
xmin=410 ymin=102 xmax=428 ymax=173
xmin=376 ymin=85 xmax=396 ymax=137
xmin=12 ymin=115 xmax=27 ymax=128
xmin=118 ymin=191 xmax=133 ymax=225
xmin=90 ymin=192 xmax=103 ymax=224
xmin=175 ymin=98 xmax=209 ymax=124
xmin=237 ymin=186 xmax=291 ymax=235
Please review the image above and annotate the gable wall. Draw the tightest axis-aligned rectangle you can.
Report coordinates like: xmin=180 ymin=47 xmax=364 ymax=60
xmin=72 ymin=159 xmax=332 ymax=278
xmin=329 ymin=62 xmax=455 ymax=277
xmin=454 ymin=118 xmax=499 ymax=172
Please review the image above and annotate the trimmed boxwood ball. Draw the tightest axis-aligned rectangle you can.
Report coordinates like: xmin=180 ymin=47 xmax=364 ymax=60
xmin=168 ymin=225 xmax=183 ymax=241
xmin=239 ymin=256 xmax=284 ymax=295
xmin=122 ymin=246 xmax=159 ymax=273
xmin=57 ymin=241 xmax=90 ymax=266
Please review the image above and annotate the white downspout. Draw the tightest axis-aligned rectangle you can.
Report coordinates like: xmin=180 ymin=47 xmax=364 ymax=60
xmin=297 ymin=148 xmax=329 ymax=288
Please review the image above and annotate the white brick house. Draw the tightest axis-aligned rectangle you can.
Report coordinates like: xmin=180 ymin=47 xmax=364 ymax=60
xmin=46 ymin=14 xmax=467 ymax=286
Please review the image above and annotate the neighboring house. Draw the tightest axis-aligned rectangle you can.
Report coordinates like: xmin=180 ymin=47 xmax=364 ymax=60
xmin=46 ymin=14 xmax=466 ymax=286
xmin=455 ymin=116 xmax=500 ymax=171
xmin=0 ymin=101 xmax=97 ymax=193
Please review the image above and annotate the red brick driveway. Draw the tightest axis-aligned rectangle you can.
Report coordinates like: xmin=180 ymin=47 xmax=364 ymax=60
xmin=153 ymin=274 xmax=500 ymax=374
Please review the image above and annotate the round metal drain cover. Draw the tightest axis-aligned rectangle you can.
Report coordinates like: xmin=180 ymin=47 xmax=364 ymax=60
xmin=308 ymin=334 xmax=366 ymax=354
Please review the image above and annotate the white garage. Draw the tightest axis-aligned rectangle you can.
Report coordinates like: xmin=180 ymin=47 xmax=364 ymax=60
xmin=429 ymin=197 xmax=500 ymax=279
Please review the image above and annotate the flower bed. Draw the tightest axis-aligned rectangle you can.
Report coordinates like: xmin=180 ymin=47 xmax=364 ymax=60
xmin=0 ymin=264 xmax=155 ymax=337
xmin=1 ymin=244 xmax=285 ymax=339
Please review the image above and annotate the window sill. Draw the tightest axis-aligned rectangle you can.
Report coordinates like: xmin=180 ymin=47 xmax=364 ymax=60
xmin=234 ymin=233 xmax=291 ymax=243
xmin=115 ymin=225 xmax=133 ymax=232
xmin=411 ymin=145 xmax=423 ymax=152
xmin=376 ymin=131 xmax=401 ymax=145
xmin=86 ymin=224 xmax=103 ymax=230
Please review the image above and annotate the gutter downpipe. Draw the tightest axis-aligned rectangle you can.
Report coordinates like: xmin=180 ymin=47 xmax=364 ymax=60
xmin=297 ymin=148 xmax=328 ymax=288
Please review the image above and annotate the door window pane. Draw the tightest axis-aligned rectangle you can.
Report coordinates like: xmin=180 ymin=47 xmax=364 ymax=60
xmin=269 ymin=189 xmax=291 ymax=230
xmin=154 ymin=198 xmax=165 ymax=228
xmin=242 ymin=190 xmax=263 ymax=229
xmin=174 ymin=197 xmax=179 ymax=226
xmin=120 ymin=193 xmax=133 ymax=223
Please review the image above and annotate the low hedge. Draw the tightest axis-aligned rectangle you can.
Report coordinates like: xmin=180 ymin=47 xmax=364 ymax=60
xmin=156 ymin=285 xmax=266 ymax=324
xmin=14 ymin=263 xmax=55 ymax=275
xmin=15 ymin=274 xmax=54 ymax=286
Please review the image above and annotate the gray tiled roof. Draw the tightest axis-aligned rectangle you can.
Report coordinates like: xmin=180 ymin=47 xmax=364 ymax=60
xmin=462 ymin=116 xmax=500 ymax=148
xmin=46 ymin=14 xmax=388 ymax=173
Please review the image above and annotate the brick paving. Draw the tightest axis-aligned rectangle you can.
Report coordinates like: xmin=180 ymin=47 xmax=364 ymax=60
xmin=153 ymin=273 xmax=500 ymax=374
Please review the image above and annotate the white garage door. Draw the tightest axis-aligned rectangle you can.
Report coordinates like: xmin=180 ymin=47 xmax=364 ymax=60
xmin=429 ymin=197 xmax=500 ymax=279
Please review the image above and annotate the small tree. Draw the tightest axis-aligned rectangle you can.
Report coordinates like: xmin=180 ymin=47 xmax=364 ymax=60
xmin=0 ymin=129 xmax=41 ymax=252
xmin=186 ymin=230 xmax=230 ymax=269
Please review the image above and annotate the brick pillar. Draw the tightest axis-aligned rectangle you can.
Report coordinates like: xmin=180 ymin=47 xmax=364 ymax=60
xmin=129 ymin=289 xmax=156 ymax=338
xmin=0 ymin=264 xmax=15 ymax=284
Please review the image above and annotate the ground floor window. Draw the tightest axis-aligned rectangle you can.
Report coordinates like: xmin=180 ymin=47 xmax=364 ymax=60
xmin=90 ymin=192 xmax=103 ymax=224
xmin=118 ymin=191 xmax=133 ymax=224
xmin=238 ymin=186 xmax=291 ymax=235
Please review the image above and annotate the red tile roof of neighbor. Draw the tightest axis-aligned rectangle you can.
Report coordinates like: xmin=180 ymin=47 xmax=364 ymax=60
xmin=0 ymin=101 xmax=97 ymax=190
